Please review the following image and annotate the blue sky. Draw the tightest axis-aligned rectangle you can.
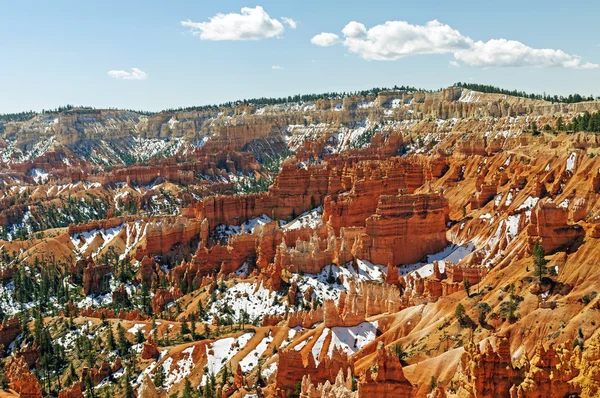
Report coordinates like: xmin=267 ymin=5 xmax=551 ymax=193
xmin=1 ymin=0 xmax=599 ymax=113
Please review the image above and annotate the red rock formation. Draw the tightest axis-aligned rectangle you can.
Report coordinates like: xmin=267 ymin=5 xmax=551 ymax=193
xmin=276 ymin=347 xmax=352 ymax=393
xmin=347 ymin=193 xmax=449 ymax=265
xmin=358 ymin=342 xmax=414 ymax=397
xmin=141 ymin=335 xmax=160 ymax=360
xmin=527 ymin=200 xmax=584 ymax=253
xmin=234 ymin=363 xmax=245 ymax=390
xmin=58 ymin=383 xmax=84 ymax=398
xmin=451 ymin=338 xmax=521 ymax=397
xmin=82 ymin=260 xmax=112 ymax=295
xmin=4 ymin=355 xmax=42 ymax=398
xmin=152 ymin=287 xmax=183 ymax=313
xmin=300 ymin=368 xmax=356 ymax=398
xmin=288 ymin=307 xmax=324 ymax=329
xmin=0 ymin=317 xmax=22 ymax=353
xmin=138 ymin=217 xmax=201 ymax=259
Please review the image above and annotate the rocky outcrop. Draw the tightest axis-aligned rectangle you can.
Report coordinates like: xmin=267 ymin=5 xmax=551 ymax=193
xmin=450 ymin=338 xmax=521 ymax=398
xmin=276 ymin=347 xmax=352 ymax=393
xmin=0 ymin=317 xmax=22 ymax=353
xmin=138 ymin=218 xmax=201 ymax=259
xmin=527 ymin=200 xmax=584 ymax=253
xmin=58 ymin=383 xmax=84 ymax=398
xmin=4 ymin=355 xmax=42 ymax=398
xmin=358 ymin=342 xmax=414 ymax=397
xmin=139 ymin=374 xmax=160 ymax=398
xmin=82 ymin=260 xmax=112 ymax=295
xmin=349 ymin=193 xmax=449 ymax=265
xmin=300 ymin=368 xmax=357 ymax=398
xmin=141 ymin=335 xmax=160 ymax=360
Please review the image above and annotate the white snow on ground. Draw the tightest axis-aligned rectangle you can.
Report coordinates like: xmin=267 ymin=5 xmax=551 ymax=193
xmin=120 ymin=221 xmax=148 ymax=260
xmin=328 ymin=321 xmax=378 ymax=356
xmin=164 ymin=346 xmax=195 ymax=391
xmin=566 ymin=152 xmax=577 ymax=172
xmin=235 ymin=262 xmax=249 ymax=278
xmin=261 ymin=362 xmax=278 ymax=379
xmin=356 ymin=259 xmax=385 ymax=280
xmin=399 ymin=243 xmax=475 ymax=278
xmin=70 ymin=224 xmax=124 ymax=258
xmin=312 ymin=329 xmax=329 ymax=365
xmin=516 ymin=196 xmax=539 ymax=211
xmin=505 ymin=191 xmax=513 ymax=207
xmin=458 ymin=90 xmax=480 ymax=103
xmin=206 ymin=282 xmax=287 ymax=325
xmin=127 ymin=324 xmax=146 ymax=335
xmin=282 ymin=206 xmax=323 ymax=230
xmin=559 ymin=198 xmax=570 ymax=209
xmin=239 ymin=332 xmax=273 ymax=372
xmin=494 ymin=194 xmax=503 ymax=207
xmin=30 ymin=168 xmax=49 ymax=184
xmin=0 ymin=283 xmax=28 ymax=316
xmin=505 ymin=214 xmax=521 ymax=241
xmin=202 ymin=333 xmax=254 ymax=384
xmin=291 ymin=261 xmax=387 ymax=303
xmin=214 ymin=215 xmax=273 ymax=240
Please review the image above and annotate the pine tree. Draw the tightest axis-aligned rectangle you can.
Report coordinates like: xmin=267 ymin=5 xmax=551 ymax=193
xmin=124 ymin=368 xmax=134 ymax=398
xmin=532 ymin=242 xmax=550 ymax=283
xmin=154 ymin=363 xmax=166 ymax=388
xmin=117 ymin=323 xmax=131 ymax=356
xmin=107 ymin=327 xmax=116 ymax=351
xmin=182 ymin=379 xmax=193 ymax=398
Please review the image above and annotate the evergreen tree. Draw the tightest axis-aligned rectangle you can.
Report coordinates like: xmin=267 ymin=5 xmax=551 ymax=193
xmin=532 ymin=242 xmax=550 ymax=282
xmin=107 ymin=327 xmax=116 ymax=351
xmin=117 ymin=323 xmax=131 ymax=356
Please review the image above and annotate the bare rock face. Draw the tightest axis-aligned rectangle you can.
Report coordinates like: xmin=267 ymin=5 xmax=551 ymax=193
xmin=276 ymin=347 xmax=352 ymax=393
xmin=0 ymin=317 xmax=22 ymax=353
xmin=352 ymin=193 xmax=449 ymax=265
xmin=300 ymin=368 xmax=357 ymax=398
xmin=450 ymin=338 xmax=521 ymax=398
xmin=358 ymin=341 xmax=414 ymax=397
xmin=141 ymin=335 xmax=160 ymax=360
xmin=152 ymin=287 xmax=183 ymax=313
xmin=324 ymin=280 xmax=366 ymax=328
xmin=139 ymin=218 xmax=201 ymax=259
xmin=58 ymin=382 xmax=84 ymax=398
xmin=139 ymin=374 xmax=160 ymax=398
xmin=82 ymin=260 xmax=112 ymax=295
xmin=527 ymin=200 xmax=584 ymax=253
xmin=4 ymin=355 xmax=42 ymax=398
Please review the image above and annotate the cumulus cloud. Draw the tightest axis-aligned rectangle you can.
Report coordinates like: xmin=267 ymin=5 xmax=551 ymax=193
xmin=281 ymin=17 xmax=297 ymax=29
xmin=107 ymin=68 xmax=148 ymax=80
xmin=272 ymin=65 xmax=283 ymax=70
xmin=181 ymin=6 xmax=284 ymax=41
xmin=314 ymin=19 xmax=598 ymax=69
xmin=311 ymin=32 xmax=340 ymax=47
xmin=449 ymin=60 xmax=460 ymax=68
xmin=454 ymin=39 xmax=599 ymax=69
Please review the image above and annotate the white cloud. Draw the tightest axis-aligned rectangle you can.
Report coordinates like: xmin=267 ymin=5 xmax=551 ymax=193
xmin=181 ymin=6 xmax=284 ymax=41
xmin=454 ymin=39 xmax=599 ymax=69
xmin=449 ymin=60 xmax=460 ymax=68
xmin=282 ymin=17 xmax=297 ymax=29
xmin=311 ymin=32 xmax=340 ymax=47
xmin=342 ymin=20 xmax=471 ymax=61
xmin=341 ymin=21 xmax=367 ymax=39
xmin=107 ymin=68 xmax=148 ymax=80
xmin=272 ymin=65 xmax=283 ymax=70
xmin=317 ymin=19 xmax=598 ymax=69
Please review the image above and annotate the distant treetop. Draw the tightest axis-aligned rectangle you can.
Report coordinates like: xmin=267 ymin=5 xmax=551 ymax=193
xmin=1 ymin=83 xmax=598 ymax=123
xmin=453 ymin=82 xmax=599 ymax=104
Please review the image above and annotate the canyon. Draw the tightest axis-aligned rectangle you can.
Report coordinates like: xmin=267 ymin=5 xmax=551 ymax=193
xmin=0 ymin=86 xmax=599 ymax=397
